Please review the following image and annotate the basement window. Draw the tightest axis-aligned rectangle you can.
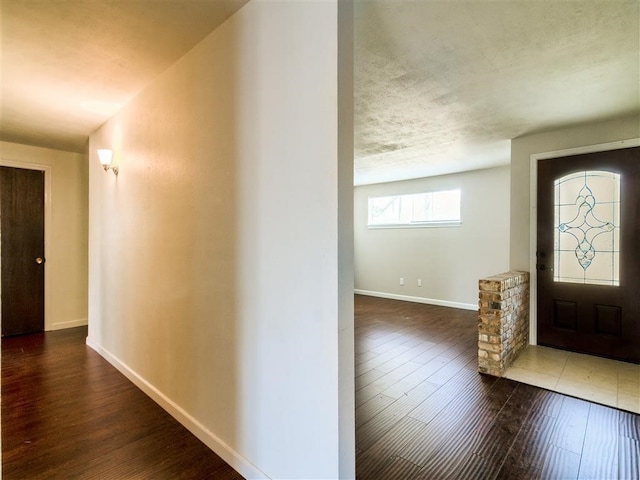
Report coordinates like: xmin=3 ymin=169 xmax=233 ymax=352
xmin=368 ymin=189 xmax=461 ymax=228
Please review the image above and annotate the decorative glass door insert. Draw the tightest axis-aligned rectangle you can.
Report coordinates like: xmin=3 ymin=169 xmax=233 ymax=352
xmin=553 ymin=170 xmax=620 ymax=286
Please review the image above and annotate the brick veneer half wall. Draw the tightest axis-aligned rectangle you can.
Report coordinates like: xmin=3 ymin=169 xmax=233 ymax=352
xmin=478 ymin=271 xmax=530 ymax=377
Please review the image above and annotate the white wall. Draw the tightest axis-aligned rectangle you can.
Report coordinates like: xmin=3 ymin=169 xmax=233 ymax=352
xmin=337 ymin=0 xmax=355 ymax=474
xmin=510 ymin=114 xmax=640 ymax=271
xmin=354 ymin=166 xmax=510 ymax=309
xmin=87 ymin=2 xmax=354 ymax=479
xmin=0 ymin=141 xmax=88 ymax=331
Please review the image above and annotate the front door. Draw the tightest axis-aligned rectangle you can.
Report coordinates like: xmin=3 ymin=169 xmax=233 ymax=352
xmin=0 ymin=166 xmax=46 ymax=336
xmin=537 ymin=146 xmax=639 ymax=364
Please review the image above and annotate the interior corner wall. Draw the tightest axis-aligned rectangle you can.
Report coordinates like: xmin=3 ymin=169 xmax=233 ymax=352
xmin=509 ymin=114 xmax=640 ymax=271
xmin=87 ymin=1 xmax=352 ymax=479
xmin=0 ymin=141 xmax=88 ymax=331
xmin=354 ymin=166 xmax=510 ymax=309
xmin=337 ymin=0 xmax=355 ymax=477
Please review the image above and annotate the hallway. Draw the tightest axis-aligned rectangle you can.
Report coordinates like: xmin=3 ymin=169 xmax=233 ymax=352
xmin=1 ymin=327 xmax=243 ymax=479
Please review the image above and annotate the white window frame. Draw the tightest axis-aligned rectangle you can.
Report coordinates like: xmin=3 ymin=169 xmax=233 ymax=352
xmin=367 ymin=189 xmax=462 ymax=229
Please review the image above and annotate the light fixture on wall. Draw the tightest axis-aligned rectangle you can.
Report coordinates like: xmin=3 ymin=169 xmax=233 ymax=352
xmin=97 ymin=148 xmax=119 ymax=176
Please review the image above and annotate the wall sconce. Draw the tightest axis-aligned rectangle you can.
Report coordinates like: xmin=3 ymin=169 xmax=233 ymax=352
xmin=97 ymin=148 xmax=119 ymax=175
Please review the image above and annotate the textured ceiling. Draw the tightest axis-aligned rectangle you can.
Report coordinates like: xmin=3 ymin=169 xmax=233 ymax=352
xmin=1 ymin=1 xmax=638 ymax=185
xmin=0 ymin=0 xmax=249 ymax=152
xmin=354 ymin=0 xmax=640 ymax=185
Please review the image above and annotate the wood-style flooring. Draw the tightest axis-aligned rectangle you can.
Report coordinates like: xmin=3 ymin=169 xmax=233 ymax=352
xmin=355 ymin=294 xmax=640 ymax=480
xmin=4 ymin=298 xmax=639 ymax=479
xmin=1 ymin=327 xmax=244 ymax=480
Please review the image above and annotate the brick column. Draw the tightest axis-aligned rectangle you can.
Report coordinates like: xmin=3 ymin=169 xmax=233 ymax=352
xmin=478 ymin=271 xmax=530 ymax=377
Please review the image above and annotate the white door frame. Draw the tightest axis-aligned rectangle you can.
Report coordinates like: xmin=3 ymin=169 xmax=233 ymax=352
xmin=528 ymin=137 xmax=640 ymax=345
xmin=0 ymin=159 xmax=52 ymax=331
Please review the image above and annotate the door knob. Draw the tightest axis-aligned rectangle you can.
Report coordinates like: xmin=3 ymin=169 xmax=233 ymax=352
xmin=35 ymin=257 xmax=45 ymax=264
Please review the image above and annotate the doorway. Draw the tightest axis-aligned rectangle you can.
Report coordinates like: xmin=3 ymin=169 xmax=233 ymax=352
xmin=536 ymin=146 xmax=639 ymax=363
xmin=0 ymin=166 xmax=46 ymax=336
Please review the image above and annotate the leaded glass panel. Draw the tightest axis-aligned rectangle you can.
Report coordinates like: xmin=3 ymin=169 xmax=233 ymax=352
xmin=553 ymin=171 xmax=620 ymax=286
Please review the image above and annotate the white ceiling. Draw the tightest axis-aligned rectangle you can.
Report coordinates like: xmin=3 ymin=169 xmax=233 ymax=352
xmin=354 ymin=0 xmax=639 ymax=185
xmin=0 ymin=0 xmax=249 ymax=152
xmin=1 ymin=1 xmax=638 ymax=185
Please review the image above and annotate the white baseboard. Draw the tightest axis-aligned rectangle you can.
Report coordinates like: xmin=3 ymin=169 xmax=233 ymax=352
xmin=50 ymin=318 xmax=88 ymax=331
xmin=85 ymin=338 xmax=268 ymax=480
xmin=354 ymin=289 xmax=477 ymax=311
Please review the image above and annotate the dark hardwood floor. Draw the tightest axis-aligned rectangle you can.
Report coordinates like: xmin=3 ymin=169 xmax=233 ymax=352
xmin=355 ymin=294 xmax=640 ymax=480
xmin=4 ymin=298 xmax=639 ymax=479
xmin=1 ymin=327 xmax=243 ymax=480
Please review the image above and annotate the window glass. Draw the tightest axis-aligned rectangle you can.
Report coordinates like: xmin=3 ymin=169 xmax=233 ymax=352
xmin=368 ymin=189 xmax=461 ymax=227
xmin=553 ymin=171 xmax=620 ymax=285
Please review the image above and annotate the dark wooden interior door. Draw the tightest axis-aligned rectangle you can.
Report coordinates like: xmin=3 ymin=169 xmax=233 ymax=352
xmin=1 ymin=166 xmax=45 ymax=336
xmin=537 ymin=146 xmax=640 ymax=364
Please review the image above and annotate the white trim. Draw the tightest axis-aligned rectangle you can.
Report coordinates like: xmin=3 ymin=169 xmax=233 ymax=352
xmin=0 ymin=158 xmax=53 ymax=331
xmin=51 ymin=318 xmax=88 ymax=330
xmin=85 ymin=339 xmax=269 ymax=480
xmin=367 ymin=221 xmax=462 ymax=230
xmin=528 ymin=137 xmax=640 ymax=345
xmin=354 ymin=289 xmax=477 ymax=311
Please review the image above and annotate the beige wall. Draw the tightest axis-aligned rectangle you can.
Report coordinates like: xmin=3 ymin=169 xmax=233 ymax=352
xmin=0 ymin=141 xmax=88 ymax=331
xmin=510 ymin=114 xmax=640 ymax=271
xmin=88 ymin=2 xmax=353 ymax=479
xmin=354 ymin=166 xmax=510 ymax=308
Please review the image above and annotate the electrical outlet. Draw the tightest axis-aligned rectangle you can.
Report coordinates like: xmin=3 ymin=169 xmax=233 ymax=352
xmin=400 ymin=277 xmax=405 ymax=286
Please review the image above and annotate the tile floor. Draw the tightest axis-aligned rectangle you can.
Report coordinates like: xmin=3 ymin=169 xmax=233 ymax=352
xmin=504 ymin=345 xmax=640 ymax=414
